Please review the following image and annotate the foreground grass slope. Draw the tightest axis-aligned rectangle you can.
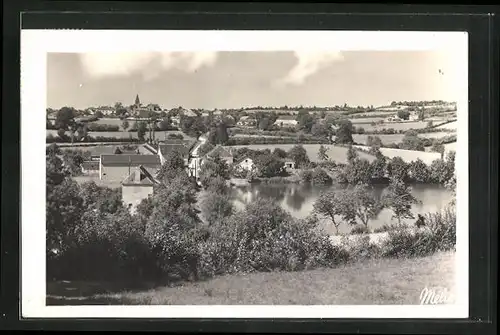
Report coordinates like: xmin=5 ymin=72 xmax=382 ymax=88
xmin=47 ymin=251 xmax=455 ymax=305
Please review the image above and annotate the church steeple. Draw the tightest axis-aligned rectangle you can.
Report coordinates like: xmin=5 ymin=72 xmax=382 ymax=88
xmin=134 ymin=94 xmax=140 ymax=107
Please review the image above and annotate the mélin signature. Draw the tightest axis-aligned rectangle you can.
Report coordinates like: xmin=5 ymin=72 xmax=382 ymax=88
xmin=419 ymin=287 xmax=454 ymax=305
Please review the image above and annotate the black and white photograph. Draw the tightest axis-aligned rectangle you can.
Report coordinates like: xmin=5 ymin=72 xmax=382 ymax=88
xmin=21 ymin=30 xmax=469 ymax=318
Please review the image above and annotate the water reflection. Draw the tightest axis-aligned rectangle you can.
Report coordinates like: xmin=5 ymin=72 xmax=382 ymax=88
xmin=229 ymin=183 xmax=453 ymax=234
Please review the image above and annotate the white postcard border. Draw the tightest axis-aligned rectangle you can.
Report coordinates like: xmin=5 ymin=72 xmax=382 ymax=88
xmin=20 ymin=29 xmax=469 ymax=319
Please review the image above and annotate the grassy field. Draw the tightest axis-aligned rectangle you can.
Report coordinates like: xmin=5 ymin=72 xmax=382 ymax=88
xmin=47 ymin=129 xmax=188 ymax=140
xmin=435 ymin=121 xmax=457 ymax=131
xmin=354 ymin=121 xmax=428 ymax=132
xmin=46 ymin=251 xmax=455 ymax=305
xmin=230 ymin=144 xmax=375 ymax=164
xmin=353 ymin=132 xmax=455 ymax=146
xmin=354 ymin=145 xmax=441 ymax=164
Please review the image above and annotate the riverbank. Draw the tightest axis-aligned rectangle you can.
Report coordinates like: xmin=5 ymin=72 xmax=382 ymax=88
xmin=46 ymin=250 xmax=455 ymax=305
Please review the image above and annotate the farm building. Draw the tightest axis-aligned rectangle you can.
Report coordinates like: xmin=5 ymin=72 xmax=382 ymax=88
xmin=99 ymin=154 xmax=162 ymax=182
xmin=157 ymin=142 xmax=192 ymax=166
xmin=121 ymin=165 xmax=160 ymax=214
xmin=237 ymin=116 xmax=257 ymax=127
xmin=275 ymin=115 xmax=298 ymax=128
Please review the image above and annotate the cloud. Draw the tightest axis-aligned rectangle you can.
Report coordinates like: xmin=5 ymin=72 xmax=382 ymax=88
xmin=275 ymin=51 xmax=344 ymax=87
xmin=79 ymin=52 xmax=218 ymax=80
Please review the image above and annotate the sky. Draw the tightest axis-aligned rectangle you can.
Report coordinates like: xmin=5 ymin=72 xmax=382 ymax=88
xmin=47 ymin=50 xmax=460 ymax=110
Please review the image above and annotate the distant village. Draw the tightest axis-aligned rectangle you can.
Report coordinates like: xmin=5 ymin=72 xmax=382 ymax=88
xmin=46 ymin=95 xmax=457 ymax=213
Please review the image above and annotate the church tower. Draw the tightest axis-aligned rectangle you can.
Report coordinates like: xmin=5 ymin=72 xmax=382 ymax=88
xmin=134 ymin=94 xmax=140 ymax=107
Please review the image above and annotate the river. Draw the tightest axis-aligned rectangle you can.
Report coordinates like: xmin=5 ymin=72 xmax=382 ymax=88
xmin=227 ymin=183 xmax=453 ymax=235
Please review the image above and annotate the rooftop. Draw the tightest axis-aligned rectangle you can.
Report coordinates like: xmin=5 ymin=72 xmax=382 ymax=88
xmin=207 ymin=145 xmax=233 ymax=158
xmin=122 ymin=165 xmax=160 ymax=186
xmin=100 ymin=154 xmax=161 ymax=167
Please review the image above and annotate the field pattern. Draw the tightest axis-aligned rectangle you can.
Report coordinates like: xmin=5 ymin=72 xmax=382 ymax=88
xmin=229 ymin=144 xmax=375 ymax=163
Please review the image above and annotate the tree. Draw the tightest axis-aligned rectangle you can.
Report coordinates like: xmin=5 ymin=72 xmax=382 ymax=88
xmin=208 ymin=122 xmax=229 ymax=145
xmin=158 ymin=117 xmax=171 ymax=131
xmin=334 ymin=119 xmax=354 ymax=144
xmin=426 ymin=120 xmax=434 ymax=128
xmin=199 ymin=155 xmax=230 ymax=189
xmin=137 ymin=121 xmax=147 ymax=141
xmin=311 ymin=122 xmax=330 ymax=139
xmin=200 ymin=192 xmax=234 ymax=225
xmin=397 ymin=110 xmax=410 ymax=120
xmin=408 ymin=158 xmax=430 ymax=183
xmin=55 ymin=107 xmax=76 ymax=130
xmin=366 ymin=135 xmax=383 ymax=149
xmin=370 ymin=154 xmax=387 ymax=180
xmin=382 ymin=178 xmax=419 ymax=225
xmin=313 ymin=190 xmax=350 ymax=234
xmin=272 ymin=148 xmax=287 ymax=159
xmin=296 ymin=112 xmax=315 ymax=133
xmin=122 ymin=120 xmax=129 ymax=131
xmin=418 ymin=109 xmax=425 ymax=121
xmin=431 ymin=140 xmax=445 ymax=159
xmin=46 ymin=178 xmax=84 ymax=254
xmin=254 ymin=154 xmax=284 ymax=177
xmin=400 ymin=130 xmax=425 ymax=151
xmin=346 ymin=145 xmax=359 ymax=164
xmin=287 ymin=145 xmax=310 ymax=168
xmin=317 ymin=145 xmax=329 ymax=161
xmin=337 ymin=184 xmax=382 ymax=228
xmin=344 ymin=158 xmax=372 ymax=184
xmin=156 ymin=149 xmax=187 ymax=183
xmin=181 ymin=115 xmax=207 ymax=138
xmin=311 ymin=167 xmax=332 ymax=185
xmin=79 ymin=181 xmax=123 ymax=215
xmin=387 ymin=156 xmax=409 ymax=181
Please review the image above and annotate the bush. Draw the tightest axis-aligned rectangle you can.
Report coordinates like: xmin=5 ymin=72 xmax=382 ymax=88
xmin=310 ymin=167 xmax=333 ymax=185
xmin=373 ymin=224 xmax=397 ymax=233
xmin=340 ymin=235 xmax=381 ymax=262
xmin=350 ymin=224 xmax=369 ymax=235
xmin=86 ymin=123 xmax=120 ymax=132
xmin=380 ymin=208 xmax=456 ymax=258
xmin=198 ymin=200 xmax=350 ymax=277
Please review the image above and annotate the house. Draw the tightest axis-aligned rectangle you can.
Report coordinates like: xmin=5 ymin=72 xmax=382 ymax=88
xmin=275 ymin=115 xmax=298 ymax=128
xmin=81 ymin=161 xmax=99 ymax=175
xmin=171 ymin=115 xmax=181 ymax=126
xmin=236 ymin=157 xmax=256 ymax=172
xmin=205 ymin=145 xmax=234 ymax=165
xmin=409 ymin=112 xmax=419 ymax=121
xmin=96 ymin=106 xmax=115 ymax=116
xmin=99 ymin=154 xmax=162 ymax=182
xmin=180 ymin=108 xmax=197 ymax=117
xmin=237 ymin=115 xmax=256 ymax=127
xmin=121 ymin=165 xmax=160 ymax=214
xmin=283 ymin=160 xmax=296 ymax=172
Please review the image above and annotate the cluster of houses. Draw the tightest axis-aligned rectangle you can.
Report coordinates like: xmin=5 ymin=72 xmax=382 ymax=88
xmin=236 ymin=114 xmax=298 ymax=128
xmin=79 ymin=139 xmax=296 ymax=213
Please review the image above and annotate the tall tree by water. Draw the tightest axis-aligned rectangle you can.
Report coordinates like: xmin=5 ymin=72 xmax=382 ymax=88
xmin=382 ymin=177 xmax=420 ymax=225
